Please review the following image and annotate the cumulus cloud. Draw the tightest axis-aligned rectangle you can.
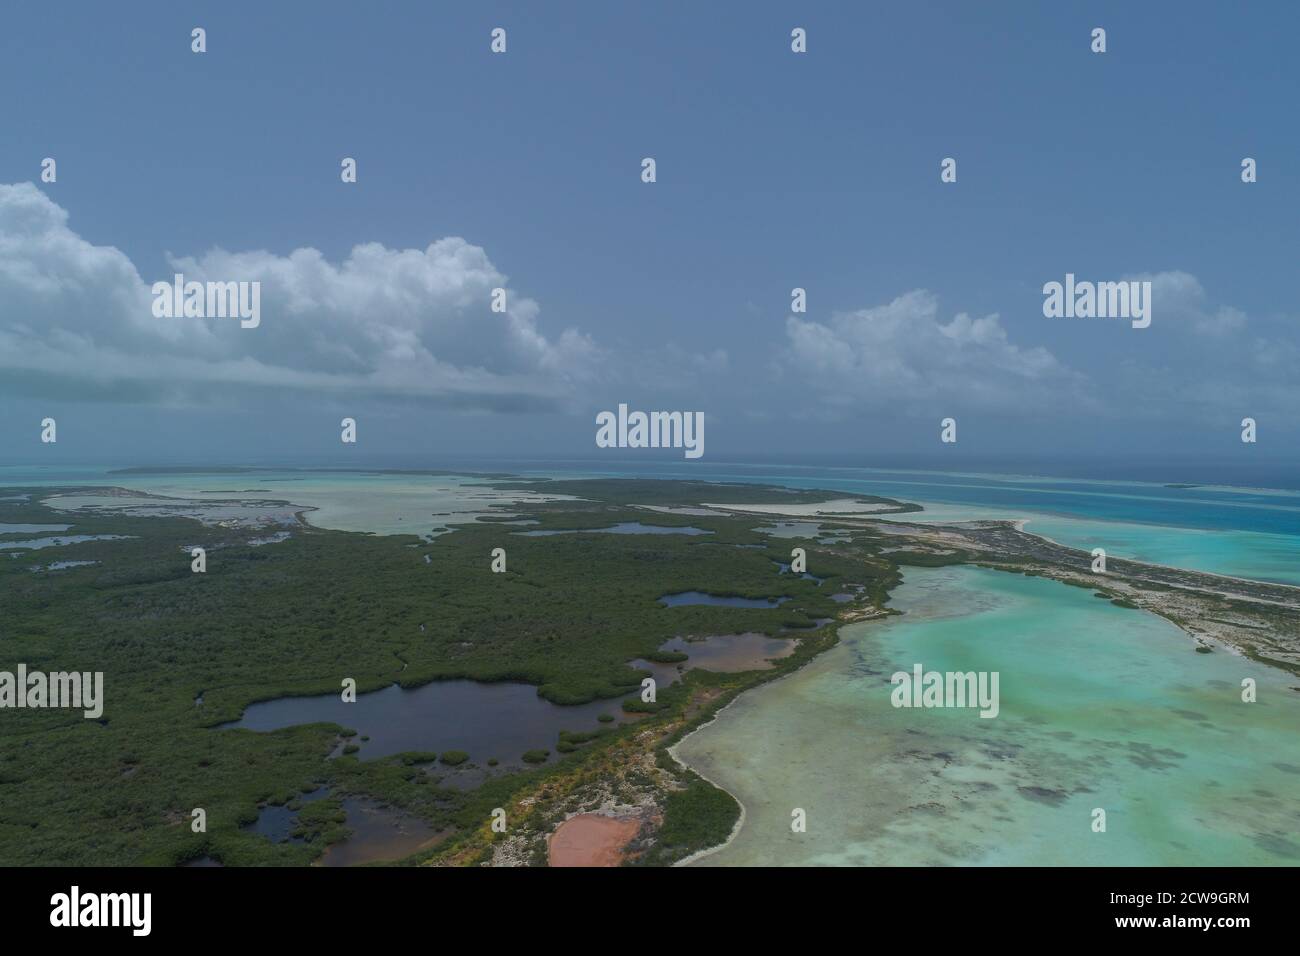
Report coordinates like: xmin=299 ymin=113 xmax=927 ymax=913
xmin=780 ymin=290 xmax=1090 ymax=414
xmin=1113 ymin=271 xmax=1297 ymax=425
xmin=0 ymin=182 xmax=603 ymax=409
xmin=772 ymin=274 xmax=1297 ymax=435
xmin=1136 ymin=270 xmax=1247 ymax=336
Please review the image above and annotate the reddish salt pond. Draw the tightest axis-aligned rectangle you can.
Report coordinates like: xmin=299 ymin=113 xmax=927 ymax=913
xmin=548 ymin=814 xmax=642 ymax=867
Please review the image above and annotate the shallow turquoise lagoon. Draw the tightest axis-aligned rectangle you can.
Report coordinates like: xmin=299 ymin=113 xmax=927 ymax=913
xmin=674 ymin=564 xmax=1300 ymax=866
xmin=9 ymin=468 xmax=573 ymax=538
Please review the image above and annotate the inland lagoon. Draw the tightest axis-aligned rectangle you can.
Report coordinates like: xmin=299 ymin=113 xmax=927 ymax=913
xmin=673 ymin=564 xmax=1300 ymax=866
xmin=630 ymin=633 xmax=798 ymax=687
xmin=658 ymin=591 xmax=790 ymax=608
xmin=220 ymin=678 xmax=631 ymax=765
xmin=513 ymin=522 xmax=712 ymax=536
xmin=42 ymin=471 xmax=575 ymax=537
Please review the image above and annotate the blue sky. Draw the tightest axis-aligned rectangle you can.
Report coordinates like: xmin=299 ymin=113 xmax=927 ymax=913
xmin=1 ymin=1 xmax=1297 ymax=471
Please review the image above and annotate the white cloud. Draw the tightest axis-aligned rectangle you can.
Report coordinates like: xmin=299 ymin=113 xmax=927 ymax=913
xmin=1136 ymin=270 xmax=1247 ymax=336
xmin=780 ymin=290 xmax=1089 ymax=414
xmin=1111 ymin=271 xmax=1297 ymax=425
xmin=0 ymin=182 xmax=603 ymax=409
xmin=5 ymin=183 xmax=1287 ymax=439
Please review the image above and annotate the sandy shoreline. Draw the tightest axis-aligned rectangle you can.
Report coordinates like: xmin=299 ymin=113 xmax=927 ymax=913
xmin=666 ymin=612 xmax=872 ymax=866
xmin=666 ymin=701 xmax=749 ymax=867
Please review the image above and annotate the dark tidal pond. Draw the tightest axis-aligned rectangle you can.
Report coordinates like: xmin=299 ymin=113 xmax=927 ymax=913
xmin=244 ymin=786 xmax=329 ymax=843
xmin=318 ymin=797 xmax=443 ymax=867
xmin=220 ymin=679 xmax=631 ymax=763
xmin=658 ymin=591 xmax=790 ymax=608
xmin=241 ymin=789 xmax=442 ymax=866
xmin=513 ymin=522 xmax=712 ymax=537
xmin=773 ymin=560 xmax=825 ymax=584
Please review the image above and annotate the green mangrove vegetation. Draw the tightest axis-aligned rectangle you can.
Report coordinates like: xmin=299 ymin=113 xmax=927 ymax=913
xmin=0 ymin=477 xmax=914 ymax=865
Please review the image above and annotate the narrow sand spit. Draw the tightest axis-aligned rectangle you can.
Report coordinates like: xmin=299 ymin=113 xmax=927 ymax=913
xmin=548 ymin=814 xmax=641 ymax=867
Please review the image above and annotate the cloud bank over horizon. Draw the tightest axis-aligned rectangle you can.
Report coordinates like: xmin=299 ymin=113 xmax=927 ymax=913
xmin=1 ymin=182 xmax=1293 ymax=453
